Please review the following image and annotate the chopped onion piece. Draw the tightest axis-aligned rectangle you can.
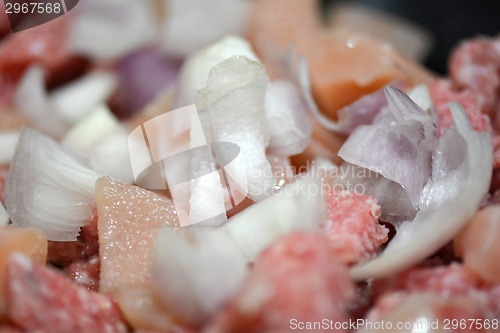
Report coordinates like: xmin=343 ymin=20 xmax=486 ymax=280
xmin=0 ymin=131 xmax=19 ymax=165
xmin=407 ymin=84 xmax=433 ymax=114
xmin=68 ymin=0 xmax=156 ymax=59
xmin=63 ymin=105 xmax=133 ymax=184
xmin=4 ymin=128 xmax=100 ymax=241
xmin=159 ymin=0 xmax=251 ymax=57
xmin=117 ymin=49 xmax=180 ymax=115
xmin=153 ymin=227 xmax=248 ymax=326
xmin=351 ymin=103 xmax=492 ymax=280
xmin=50 ymin=72 xmax=118 ymax=125
xmin=336 ymin=162 xmax=416 ymax=223
xmin=196 ymin=56 xmax=273 ymax=201
xmin=15 ymin=66 xmax=68 ymax=138
xmin=88 ymin=129 xmax=134 ymax=184
xmin=0 ymin=202 xmax=8 ymax=226
xmin=62 ymin=105 xmax=121 ymax=156
xmin=265 ymin=80 xmax=312 ymax=156
xmin=221 ymin=174 xmax=325 ymax=262
xmin=153 ymin=174 xmax=325 ymax=325
xmin=339 ymin=86 xmax=437 ymax=207
xmin=15 ymin=66 xmax=118 ymax=139
xmin=188 ymin=142 xmax=227 ymax=226
xmin=175 ymin=35 xmax=259 ymax=109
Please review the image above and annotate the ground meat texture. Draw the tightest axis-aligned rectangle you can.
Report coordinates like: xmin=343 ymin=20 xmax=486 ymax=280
xmin=205 ymin=232 xmax=354 ymax=333
xmin=0 ymin=325 xmax=23 ymax=333
xmin=449 ymin=36 xmax=500 ymax=116
xmin=428 ymin=79 xmax=491 ymax=135
xmin=322 ymin=190 xmax=388 ymax=265
xmin=5 ymin=253 xmax=128 ymax=333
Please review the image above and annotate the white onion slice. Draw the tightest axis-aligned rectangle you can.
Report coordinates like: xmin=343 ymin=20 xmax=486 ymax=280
xmin=336 ymin=162 xmax=416 ymax=223
xmin=339 ymin=86 xmax=437 ymax=207
xmin=196 ymin=56 xmax=273 ymax=201
xmin=15 ymin=66 xmax=68 ymax=138
xmin=159 ymin=0 xmax=251 ymax=58
xmin=153 ymin=227 xmax=247 ymax=326
xmin=153 ymin=174 xmax=324 ymax=325
xmin=88 ymin=129 xmax=134 ymax=184
xmin=350 ymin=103 xmax=492 ymax=280
xmin=15 ymin=66 xmax=118 ymax=139
xmin=68 ymin=0 xmax=156 ymax=59
xmin=4 ymin=127 xmax=100 ymax=241
xmin=0 ymin=131 xmax=19 ymax=165
xmin=62 ymin=105 xmax=121 ymax=156
xmin=265 ymin=80 xmax=312 ymax=156
xmin=50 ymin=72 xmax=118 ymax=125
xmin=174 ymin=35 xmax=259 ymax=109
xmin=63 ymin=105 xmax=134 ymax=184
xmin=0 ymin=202 xmax=9 ymax=226
xmin=222 ymin=173 xmax=325 ymax=262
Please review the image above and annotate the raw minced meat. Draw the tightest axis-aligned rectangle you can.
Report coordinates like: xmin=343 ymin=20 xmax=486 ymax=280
xmin=323 ymin=190 xmax=388 ymax=265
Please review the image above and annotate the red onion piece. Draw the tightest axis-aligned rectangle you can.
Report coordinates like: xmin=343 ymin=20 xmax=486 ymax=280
xmin=115 ymin=49 xmax=181 ymax=118
xmin=351 ymin=102 xmax=492 ymax=280
xmin=339 ymin=86 xmax=437 ymax=208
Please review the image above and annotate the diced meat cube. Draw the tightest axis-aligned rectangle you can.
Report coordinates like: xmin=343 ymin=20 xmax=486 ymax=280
xmin=428 ymin=79 xmax=491 ymax=135
xmin=449 ymin=36 xmax=500 ymax=115
xmin=454 ymin=205 xmax=500 ymax=284
xmin=322 ymin=190 xmax=388 ymax=265
xmin=0 ymin=226 xmax=47 ymax=317
xmin=5 ymin=253 xmax=128 ymax=333
xmin=248 ymin=0 xmax=433 ymax=119
xmin=96 ymin=177 xmax=183 ymax=331
xmin=205 ymin=232 xmax=354 ymax=333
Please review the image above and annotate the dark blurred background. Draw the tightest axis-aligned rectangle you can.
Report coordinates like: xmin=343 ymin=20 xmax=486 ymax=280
xmin=323 ymin=0 xmax=500 ymax=75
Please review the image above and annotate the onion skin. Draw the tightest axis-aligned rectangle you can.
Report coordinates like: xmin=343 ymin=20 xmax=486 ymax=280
xmin=350 ymin=102 xmax=492 ymax=280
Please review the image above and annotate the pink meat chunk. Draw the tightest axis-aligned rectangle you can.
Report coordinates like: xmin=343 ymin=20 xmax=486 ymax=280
xmin=449 ymin=36 xmax=500 ymax=115
xmin=322 ymin=190 xmax=388 ymax=265
xmin=205 ymin=232 xmax=354 ymax=333
xmin=428 ymin=79 xmax=492 ymax=135
xmin=4 ymin=253 xmax=128 ymax=333
xmin=365 ymin=264 xmax=500 ymax=332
